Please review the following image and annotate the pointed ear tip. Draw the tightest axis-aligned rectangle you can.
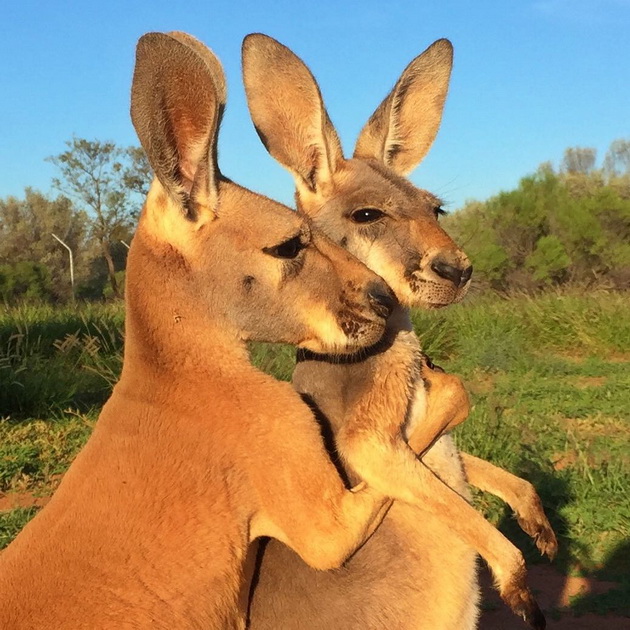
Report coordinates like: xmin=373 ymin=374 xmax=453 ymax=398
xmin=431 ymin=38 xmax=454 ymax=57
xmin=137 ymin=31 xmax=169 ymax=48
xmin=136 ymin=31 xmax=189 ymax=60
xmin=242 ymin=32 xmax=274 ymax=50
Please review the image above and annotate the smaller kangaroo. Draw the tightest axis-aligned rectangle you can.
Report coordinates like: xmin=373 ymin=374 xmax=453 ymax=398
xmin=0 ymin=32 xmax=398 ymax=630
xmin=243 ymin=34 xmax=556 ymax=629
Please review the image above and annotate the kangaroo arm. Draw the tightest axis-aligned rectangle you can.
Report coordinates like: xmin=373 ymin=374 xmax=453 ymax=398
xmin=406 ymin=366 xmax=470 ymax=456
xmin=337 ymin=427 xmax=545 ymax=629
xmin=405 ymin=365 xmax=557 ymax=560
xmin=335 ymin=342 xmax=545 ymax=628
xmin=459 ymin=453 xmax=558 ymax=560
xmin=249 ymin=383 xmax=392 ymax=572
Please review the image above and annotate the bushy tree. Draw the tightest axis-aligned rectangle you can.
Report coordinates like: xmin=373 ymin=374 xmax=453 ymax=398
xmin=0 ymin=189 xmax=89 ymax=301
xmin=446 ymin=138 xmax=630 ymax=290
xmin=48 ymin=139 xmax=148 ymax=298
xmin=561 ymin=147 xmax=597 ymax=175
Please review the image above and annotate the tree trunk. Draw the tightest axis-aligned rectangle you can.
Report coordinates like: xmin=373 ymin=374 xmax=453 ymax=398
xmin=101 ymin=239 xmax=120 ymax=299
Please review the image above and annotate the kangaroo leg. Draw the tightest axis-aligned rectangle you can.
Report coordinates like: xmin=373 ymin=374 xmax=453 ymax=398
xmin=337 ymin=430 xmax=546 ymax=630
xmin=460 ymin=453 xmax=558 ymax=560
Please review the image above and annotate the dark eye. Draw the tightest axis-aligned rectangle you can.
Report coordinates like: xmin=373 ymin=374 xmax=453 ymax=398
xmin=350 ymin=208 xmax=386 ymax=224
xmin=434 ymin=206 xmax=447 ymax=219
xmin=264 ymin=236 xmax=303 ymax=259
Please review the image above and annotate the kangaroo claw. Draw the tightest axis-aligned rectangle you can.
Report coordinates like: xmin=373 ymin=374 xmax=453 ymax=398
xmin=501 ymin=569 xmax=546 ymax=630
xmin=516 ymin=512 xmax=558 ymax=561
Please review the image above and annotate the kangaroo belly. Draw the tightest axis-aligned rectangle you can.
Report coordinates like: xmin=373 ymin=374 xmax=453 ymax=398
xmin=248 ymin=435 xmax=480 ymax=630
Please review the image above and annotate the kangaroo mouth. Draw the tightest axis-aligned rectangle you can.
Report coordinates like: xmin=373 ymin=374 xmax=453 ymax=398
xmin=339 ymin=312 xmax=388 ymax=351
xmin=298 ymin=307 xmax=387 ymax=356
xmin=405 ymin=274 xmax=469 ymax=309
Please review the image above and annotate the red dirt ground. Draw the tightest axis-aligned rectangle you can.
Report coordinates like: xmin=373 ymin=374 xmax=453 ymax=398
xmin=480 ymin=565 xmax=628 ymax=629
xmin=0 ymin=492 xmax=49 ymax=511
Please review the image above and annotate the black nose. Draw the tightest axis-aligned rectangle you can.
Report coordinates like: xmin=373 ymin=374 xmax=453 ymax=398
xmin=460 ymin=264 xmax=473 ymax=285
xmin=431 ymin=259 xmax=473 ymax=288
xmin=367 ymin=283 xmax=396 ymax=319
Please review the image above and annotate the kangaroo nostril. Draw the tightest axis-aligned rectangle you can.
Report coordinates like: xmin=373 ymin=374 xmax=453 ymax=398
xmin=431 ymin=259 xmax=463 ymax=286
xmin=367 ymin=283 xmax=396 ymax=319
xmin=460 ymin=265 xmax=473 ymax=286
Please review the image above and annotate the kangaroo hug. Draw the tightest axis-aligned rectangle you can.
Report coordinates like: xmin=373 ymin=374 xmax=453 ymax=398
xmin=0 ymin=30 xmax=556 ymax=630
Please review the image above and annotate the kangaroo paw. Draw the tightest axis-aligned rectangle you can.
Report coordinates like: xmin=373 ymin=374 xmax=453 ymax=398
xmin=516 ymin=512 xmax=558 ymax=561
xmin=501 ymin=568 xmax=546 ymax=630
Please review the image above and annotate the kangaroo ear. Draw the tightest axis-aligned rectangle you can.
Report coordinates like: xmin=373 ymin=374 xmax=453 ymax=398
xmin=354 ymin=39 xmax=453 ymax=176
xmin=242 ymin=33 xmax=343 ymax=196
xmin=130 ymin=32 xmax=226 ymax=219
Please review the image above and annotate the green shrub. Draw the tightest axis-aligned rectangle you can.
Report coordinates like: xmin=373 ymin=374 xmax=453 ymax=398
xmin=0 ymin=261 xmax=53 ymax=302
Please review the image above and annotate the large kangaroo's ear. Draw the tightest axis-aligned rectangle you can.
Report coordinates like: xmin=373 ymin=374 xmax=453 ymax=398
xmin=130 ymin=32 xmax=226 ymax=219
xmin=354 ymin=39 xmax=453 ymax=176
xmin=242 ymin=33 xmax=343 ymax=195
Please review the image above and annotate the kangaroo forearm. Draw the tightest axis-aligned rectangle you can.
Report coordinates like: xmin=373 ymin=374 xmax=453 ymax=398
xmin=461 ymin=452 xmax=526 ymax=503
xmin=339 ymin=433 xmax=531 ymax=592
xmin=287 ymin=488 xmax=390 ymax=571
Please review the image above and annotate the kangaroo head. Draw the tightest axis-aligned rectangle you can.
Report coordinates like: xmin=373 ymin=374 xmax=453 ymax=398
xmin=243 ymin=35 xmax=471 ymax=309
xmin=128 ymin=32 xmax=392 ymax=359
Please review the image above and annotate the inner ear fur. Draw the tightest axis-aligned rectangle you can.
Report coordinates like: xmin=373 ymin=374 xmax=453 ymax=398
xmin=242 ymin=33 xmax=343 ymax=194
xmin=130 ymin=32 xmax=225 ymax=218
xmin=354 ymin=39 xmax=453 ymax=176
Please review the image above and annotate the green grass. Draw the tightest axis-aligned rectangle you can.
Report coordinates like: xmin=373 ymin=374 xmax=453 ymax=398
xmin=0 ymin=303 xmax=124 ymax=417
xmin=0 ymin=292 xmax=628 ymax=616
xmin=0 ymin=507 xmax=41 ymax=550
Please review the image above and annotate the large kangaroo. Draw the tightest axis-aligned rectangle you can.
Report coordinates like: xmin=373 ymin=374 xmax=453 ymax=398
xmin=243 ymin=35 xmax=556 ymax=629
xmin=0 ymin=33 xmax=401 ymax=630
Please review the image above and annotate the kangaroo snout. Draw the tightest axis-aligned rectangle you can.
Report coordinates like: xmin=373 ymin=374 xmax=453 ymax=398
xmin=430 ymin=255 xmax=473 ymax=288
xmin=367 ymin=282 xmax=397 ymax=319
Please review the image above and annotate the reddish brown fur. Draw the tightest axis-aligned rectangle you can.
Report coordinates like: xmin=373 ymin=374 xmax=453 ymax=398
xmin=0 ymin=32 xmax=404 ymax=629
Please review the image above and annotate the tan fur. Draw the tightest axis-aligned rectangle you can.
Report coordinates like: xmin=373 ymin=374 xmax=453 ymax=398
xmin=0 ymin=32 xmax=407 ymax=629
xmin=243 ymin=34 xmax=556 ymax=629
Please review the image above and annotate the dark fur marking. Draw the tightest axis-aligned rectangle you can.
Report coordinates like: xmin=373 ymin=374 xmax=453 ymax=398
xmin=403 ymin=253 xmax=422 ymax=280
xmin=299 ymin=393 xmax=352 ymax=488
xmin=340 ymin=236 xmax=348 ymax=247
xmin=242 ymin=275 xmax=255 ymax=293
xmin=306 ymin=166 xmax=317 ymax=192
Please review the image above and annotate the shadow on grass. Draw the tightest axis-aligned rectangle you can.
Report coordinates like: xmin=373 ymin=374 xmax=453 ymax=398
xmin=493 ymin=462 xmax=630 ymax=618
xmin=569 ymin=541 xmax=630 ymax=617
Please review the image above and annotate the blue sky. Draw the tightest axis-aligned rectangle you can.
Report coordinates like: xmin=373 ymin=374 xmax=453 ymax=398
xmin=2 ymin=0 xmax=629 ymax=211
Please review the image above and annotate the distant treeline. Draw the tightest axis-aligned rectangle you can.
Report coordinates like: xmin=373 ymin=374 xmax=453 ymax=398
xmin=0 ymin=138 xmax=149 ymax=303
xmin=444 ymin=141 xmax=630 ymax=291
xmin=1 ymin=139 xmax=629 ymax=303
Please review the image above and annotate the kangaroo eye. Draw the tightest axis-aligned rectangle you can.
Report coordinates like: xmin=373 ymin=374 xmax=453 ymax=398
xmin=350 ymin=208 xmax=386 ymax=224
xmin=434 ymin=206 xmax=447 ymax=219
xmin=264 ymin=235 xmax=304 ymax=259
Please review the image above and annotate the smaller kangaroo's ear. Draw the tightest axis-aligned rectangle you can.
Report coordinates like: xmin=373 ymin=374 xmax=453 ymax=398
xmin=354 ymin=39 xmax=453 ymax=176
xmin=130 ymin=32 xmax=226 ymax=219
xmin=242 ymin=33 xmax=343 ymax=196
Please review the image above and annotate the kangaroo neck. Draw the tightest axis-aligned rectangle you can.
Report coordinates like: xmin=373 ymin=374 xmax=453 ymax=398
xmin=121 ymin=225 xmax=250 ymax=386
